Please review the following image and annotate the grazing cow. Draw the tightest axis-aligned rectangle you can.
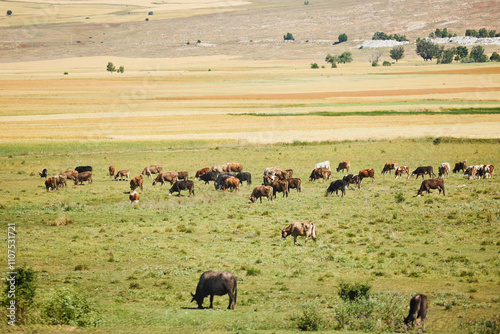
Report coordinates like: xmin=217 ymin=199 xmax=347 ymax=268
xmin=288 ymin=178 xmax=302 ymax=192
xmin=39 ymin=168 xmax=48 ymax=178
xmin=226 ymin=162 xmax=243 ymax=173
xmin=326 ymin=180 xmax=347 ymax=197
xmin=129 ymin=190 xmax=139 ymax=203
xmin=395 ymin=166 xmax=411 ymax=179
xmin=169 ymin=180 xmax=195 ymax=196
xmin=358 ymin=168 xmax=375 ymax=183
xmin=130 ymin=175 xmax=144 ymax=191
xmin=483 ymin=164 xmax=494 ymax=179
xmin=222 ymin=177 xmax=240 ymax=192
xmin=152 ymin=172 xmax=178 ymax=186
xmin=191 ymin=271 xmax=237 ymax=310
xmin=271 ymin=180 xmax=289 ymax=198
xmin=404 ymin=294 xmax=428 ymax=326
xmin=315 ymin=161 xmax=331 ymax=171
xmin=281 ymin=222 xmax=317 ymax=245
xmin=309 ymin=168 xmax=331 ymax=181
xmin=54 ymin=174 xmax=67 ymax=189
xmin=417 ymin=179 xmax=445 ymax=196
xmin=236 ymin=172 xmax=252 ymax=186
xmin=336 ymin=160 xmax=350 ymax=173
xmin=177 ymin=171 xmax=189 ymax=181
xmin=214 ymin=172 xmax=237 ymax=190
xmin=45 ymin=177 xmax=58 ymax=192
xmin=438 ymin=163 xmax=450 ymax=178
xmin=194 ymin=167 xmax=210 ymax=180
xmin=109 ymin=165 xmax=115 ymax=178
xmin=211 ymin=164 xmax=226 ymax=173
xmin=199 ymin=171 xmax=218 ymax=184
xmin=263 ymin=166 xmax=282 ymax=176
xmin=249 ymin=186 xmax=273 ymax=203
xmin=114 ymin=170 xmax=130 ymax=181
xmin=343 ymin=174 xmax=360 ymax=189
xmin=381 ymin=162 xmax=398 ymax=175
xmin=75 ymin=166 xmax=92 ymax=173
xmin=453 ymin=161 xmax=467 ymax=173
xmin=74 ymin=171 xmax=92 ymax=185
xmin=411 ymin=166 xmax=435 ymax=179
xmin=141 ymin=165 xmax=162 ymax=179
xmin=276 ymin=169 xmax=293 ymax=180
xmin=60 ymin=170 xmax=78 ymax=182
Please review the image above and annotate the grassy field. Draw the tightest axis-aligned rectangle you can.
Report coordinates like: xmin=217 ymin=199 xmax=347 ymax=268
xmin=0 ymin=138 xmax=499 ymax=333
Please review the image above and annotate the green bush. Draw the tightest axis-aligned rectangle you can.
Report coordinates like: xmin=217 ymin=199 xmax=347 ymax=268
xmin=338 ymin=282 xmax=371 ymax=301
xmin=41 ymin=288 xmax=102 ymax=327
xmin=490 ymin=52 xmax=500 ymax=62
xmin=310 ymin=63 xmax=319 ymax=69
xmin=383 ymin=61 xmax=391 ymax=66
xmin=283 ymin=32 xmax=295 ymax=41
xmin=295 ymin=302 xmax=326 ymax=331
xmin=338 ymin=33 xmax=348 ymax=43
xmin=371 ymin=60 xmax=378 ymax=67
xmin=460 ymin=314 xmax=500 ymax=334
xmin=7 ymin=10 xmax=13 ymax=15
xmin=1 ymin=266 xmax=37 ymax=325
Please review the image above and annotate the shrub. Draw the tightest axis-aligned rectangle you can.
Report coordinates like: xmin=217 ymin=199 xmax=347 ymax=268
xmin=295 ymin=302 xmax=326 ymax=331
xmin=106 ymin=62 xmax=116 ymax=73
xmin=383 ymin=61 xmax=391 ymax=66
xmin=371 ymin=60 xmax=378 ymax=67
xmin=148 ymin=11 xmax=153 ymax=15
xmin=304 ymin=1 xmax=309 ymax=4
xmin=246 ymin=267 xmax=261 ymax=276
xmin=460 ymin=314 xmax=500 ymax=334
xmin=117 ymin=66 xmax=124 ymax=73
xmin=41 ymin=288 xmax=101 ymax=327
xmin=490 ymin=52 xmax=500 ymax=62
xmin=395 ymin=192 xmax=405 ymax=203
xmin=1 ymin=266 xmax=37 ymax=324
xmin=310 ymin=63 xmax=319 ymax=69
xmin=338 ymin=33 xmax=348 ymax=43
xmin=338 ymin=281 xmax=371 ymax=301
xmin=7 ymin=10 xmax=12 ymax=16
xmin=283 ymin=32 xmax=295 ymax=41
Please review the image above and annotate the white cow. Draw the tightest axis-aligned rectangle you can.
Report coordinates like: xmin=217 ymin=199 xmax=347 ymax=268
xmin=315 ymin=161 xmax=331 ymax=171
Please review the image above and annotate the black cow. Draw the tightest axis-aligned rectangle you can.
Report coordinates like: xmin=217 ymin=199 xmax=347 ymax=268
xmin=236 ymin=172 xmax=252 ymax=186
xmin=404 ymin=294 xmax=428 ymax=326
xmin=411 ymin=166 xmax=436 ymax=179
xmin=75 ymin=166 xmax=92 ymax=173
xmin=214 ymin=172 xmax=236 ymax=190
xmin=342 ymin=174 xmax=360 ymax=189
xmin=191 ymin=271 xmax=237 ymax=310
xmin=326 ymin=180 xmax=347 ymax=197
xmin=169 ymin=180 xmax=194 ymax=196
xmin=453 ymin=161 xmax=467 ymax=173
xmin=39 ymin=168 xmax=48 ymax=178
xmin=199 ymin=171 xmax=218 ymax=185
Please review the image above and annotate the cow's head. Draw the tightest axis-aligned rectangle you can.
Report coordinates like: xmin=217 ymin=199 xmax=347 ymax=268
xmin=281 ymin=229 xmax=289 ymax=239
xmin=249 ymin=195 xmax=255 ymax=203
xmin=190 ymin=292 xmax=204 ymax=309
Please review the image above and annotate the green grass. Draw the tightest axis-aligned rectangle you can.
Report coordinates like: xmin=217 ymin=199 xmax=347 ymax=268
xmin=0 ymin=138 xmax=499 ymax=333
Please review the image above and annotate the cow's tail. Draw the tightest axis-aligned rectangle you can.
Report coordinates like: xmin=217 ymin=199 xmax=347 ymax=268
xmin=311 ymin=223 xmax=317 ymax=242
xmin=233 ymin=277 xmax=238 ymax=307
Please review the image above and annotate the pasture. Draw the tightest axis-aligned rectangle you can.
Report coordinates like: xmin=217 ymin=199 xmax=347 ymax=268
xmin=1 ymin=138 xmax=499 ymax=333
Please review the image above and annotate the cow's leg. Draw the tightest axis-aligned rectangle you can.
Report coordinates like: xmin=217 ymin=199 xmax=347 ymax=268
xmin=227 ymin=292 xmax=235 ymax=309
xmin=209 ymin=295 xmax=214 ymax=308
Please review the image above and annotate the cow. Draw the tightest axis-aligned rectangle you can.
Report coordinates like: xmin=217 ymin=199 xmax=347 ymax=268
xmin=381 ymin=162 xmax=398 ymax=175
xmin=281 ymin=222 xmax=317 ymax=245
xmin=483 ymin=164 xmax=494 ymax=179
xmin=271 ymin=180 xmax=289 ymax=198
xmin=54 ymin=174 xmax=67 ymax=189
xmin=358 ymin=168 xmax=375 ymax=183
xmin=169 ymin=180 xmax=195 ymax=196
xmin=263 ymin=166 xmax=282 ymax=176
xmin=129 ymin=190 xmax=139 ymax=203
xmin=152 ymin=172 xmax=178 ymax=186
xmin=342 ymin=174 xmax=360 ymax=189
xmin=336 ymin=160 xmax=350 ymax=173
xmin=39 ymin=168 xmax=48 ymax=178
xmin=221 ymin=177 xmax=240 ymax=192
xmin=60 ymin=170 xmax=78 ymax=182
xmin=315 ymin=161 xmax=331 ymax=171
xmin=177 ymin=171 xmax=189 ymax=181
xmin=211 ymin=164 xmax=226 ymax=173
xmin=45 ymin=177 xmax=58 ymax=192
xmin=438 ymin=163 xmax=450 ymax=178
xmin=309 ymin=168 xmax=331 ymax=181
xmin=74 ymin=171 xmax=92 ymax=185
xmin=226 ymin=162 xmax=243 ymax=173
xmin=109 ymin=165 xmax=115 ymax=178
xmin=276 ymin=169 xmax=293 ymax=180
xmin=214 ymin=172 xmax=237 ymax=190
xmin=326 ymin=180 xmax=347 ymax=197
xmin=114 ymin=170 xmax=130 ymax=181
xmin=249 ymin=186 xmax=273 ymax=203
xmin=287 ymin=178 xmax=302 ymax=192
xmin=263 ymin=174 xmax=275 ymax=186
xmin=411 ymin=166 xmax=436 ymax=179
xmin=199 ymin=171 xmax=218 ymax=184
xmin=404 ymin=294 xmax=428 ymax=326
xmin=417 ymin=179 xmax=445 ymax=196
xmin=191 ymin=271 xmax=237 ymax=310
xmin=395 ymin=166 xmax=411 ymax=179
xmin=236 ymin=172 xmax=252 ymax=186
xmin=130 ymin=175 xmax=144 ymax=191
xmin=75 ymin=166 xmax=92 ymax=173
xmin=453 ymin=161 xmax=467 ymax=173
xmin=141 ymin=165 xmax=162 ymax=179
xmin=194 ymin=167 xmax=210 ymax=180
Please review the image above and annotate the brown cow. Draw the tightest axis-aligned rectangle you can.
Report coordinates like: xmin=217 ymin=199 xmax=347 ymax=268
xmin=381 ymin=162 xmax=398 ymax=175
xmin=336 ymin=160 xmax=350 ymax=173
xmin=276 ymin=169 xmax=293 ymax=180
xmin=271 ymin=180 xmax=289 ymax=198
xmin=281 ymin=222 xmax=317 ymax=245
xmin=309 ymin=168 xmax=331 ymax=181
xmin=453 ymin=161 xmax=467 ymax=173
xmin=404 ymin=294 xmax=428 ymax=326
xmin=288 ymin=178 xmax=302 ymax=192
xmin=152 ymin=172 xmax=178 ymax=186
xmin=249 ymin=186 xmax=273 ymax=203
xmin=60 ymin=170 xmax=78 ymax=182
xmin=177 ymin=171 xmax=189 ymax=181
xmin=54 ymin=174 xmax=67 ymax=189
xmin=169 ymin=180 xmax=195 ymax=196
xmin=358 ymin=168 xmax=375 ymax=183
xmin=45 ymin=177 xmax=58 ymax=192
xmin=74 ymin=171 xmax=92 ymax=185
xmin=211 ymin=164 xmax=226 ymax=173
xmin=343 ymin=174 xmax=360 ymax=189
xmin=129 ymin=190 xmax=139 ymax=203
xmin=395 ymin=166 xmax=411 ymax=179
xmin=114 ymin=170 xmax=130 ymax=181
xmin=417 ymin=179 xmax=445 ymax=196
xmin=109 ymin=165 xmax=115 ymax=178
xmin=438 ymin=163 xmax=450 ymax=178
xmin=191 ymin=271 xmax=237 ymax=310
xmin=194 ymin=167 xmax=210 ymax=180
xmin=130 ymin=175 xmax=144 ymax=191
xmin=222 ymin=177 xmax=240 ymax=192
xmin=226 ymin=162 xmax=243 ymax=173
xmin=141 ymin=165 xmax=162 ymax=179
xmin=263 ymin=166 xmax=282 ymax=176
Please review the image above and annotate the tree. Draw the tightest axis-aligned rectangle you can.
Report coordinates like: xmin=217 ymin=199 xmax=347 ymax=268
xmin=371 ymin=50 xmax=382 ymax=63
xmin=117 ymin=66 xmax=125 ymax=73
xmin=338 ymin=33 xmax=348 ymax=43
xmin=325 ymin=53 xmax=338 ymax=67
xmin=470 ymin=45 xmax=488 ymax=62
xmin=106 ymin=62 xmax=116 ymax=73
xmin=456 ymin=46 xmax=468 ymax=59
xmin=310 ymin=63 xmax=319 ymax=69
xmin=338 ymin=51 xmax=352 ymax=64
xmin=389 ymin=45 xmax=405 ymax=62
xmin=416 ymin=39 xmax=440 ymax=61
xmin=478 ymin=28 xmax=488 ymax=38
xmin=490 ymin=52 xmax=500 ymax=62
xmin=437 ymin=47 xmax=456 ymax=64
xmin=283 ymin=32 xmax=294 ymax=41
